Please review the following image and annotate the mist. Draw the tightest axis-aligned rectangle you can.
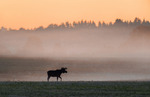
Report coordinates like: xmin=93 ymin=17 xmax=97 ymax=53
xmin=0 ymin=28 xmax=132 ymax=58
xmin=0 ymin=25 xmax=150 ymax=81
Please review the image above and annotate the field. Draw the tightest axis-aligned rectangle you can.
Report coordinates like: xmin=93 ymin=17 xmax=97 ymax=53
xmin=0 ymin=81 xmax=150 ymax=97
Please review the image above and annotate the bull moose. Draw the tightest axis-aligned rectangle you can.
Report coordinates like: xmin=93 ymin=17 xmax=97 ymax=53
xmin=47 ymin=67 xmax=67 ymax=81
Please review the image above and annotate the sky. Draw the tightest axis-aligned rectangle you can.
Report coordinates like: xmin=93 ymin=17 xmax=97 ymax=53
xmin=0 ymin=0 xmax=150 ymax=29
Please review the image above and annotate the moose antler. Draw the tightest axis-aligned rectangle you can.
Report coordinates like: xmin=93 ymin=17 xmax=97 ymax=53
xmin=61 ymin=67 xmax=67 ymax=69
xmin=64 ymin=67 xmax=67 ymax=69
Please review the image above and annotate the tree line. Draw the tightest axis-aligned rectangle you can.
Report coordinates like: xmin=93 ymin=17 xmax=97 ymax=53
xmin=0 ymin=17 xmax=150 ymax=32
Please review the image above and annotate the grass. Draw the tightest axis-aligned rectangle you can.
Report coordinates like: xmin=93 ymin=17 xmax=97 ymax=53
xmin=0 ymin=81 xmax=150 ymax=97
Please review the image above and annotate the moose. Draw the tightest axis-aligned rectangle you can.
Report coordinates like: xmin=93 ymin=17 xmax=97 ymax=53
xmin=47 ymin=67 xmax=67 ymax=81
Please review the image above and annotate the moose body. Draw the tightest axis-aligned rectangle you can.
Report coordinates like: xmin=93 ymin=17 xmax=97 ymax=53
xmin=47 ymin=67 xmax=67 ymax=81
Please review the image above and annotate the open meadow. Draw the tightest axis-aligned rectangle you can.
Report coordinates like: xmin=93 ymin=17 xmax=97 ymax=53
xmin=0 ymin=81 xmax=150 ymax=97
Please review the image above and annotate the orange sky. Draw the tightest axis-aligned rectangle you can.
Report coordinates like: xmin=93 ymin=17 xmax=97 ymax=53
xmin=0 ymin=0 xmax=150 ymax=29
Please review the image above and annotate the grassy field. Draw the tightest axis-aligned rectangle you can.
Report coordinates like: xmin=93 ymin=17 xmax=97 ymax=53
xmin=0 ymin=81 xmax=150 ymax=97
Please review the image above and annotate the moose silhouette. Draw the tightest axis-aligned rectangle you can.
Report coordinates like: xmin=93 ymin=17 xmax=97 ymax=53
xmin=47 ymin=67 xmax=67 ymax=81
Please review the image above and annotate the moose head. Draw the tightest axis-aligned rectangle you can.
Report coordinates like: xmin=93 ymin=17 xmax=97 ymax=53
xmin=61 ymin=67 xmax=68 ymax=73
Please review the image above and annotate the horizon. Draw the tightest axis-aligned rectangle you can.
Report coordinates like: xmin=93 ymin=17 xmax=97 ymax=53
xmin=1 ymin=0 xmax=150 ymax=29
xmin=1 ymin=17 xmax=150 ymax=31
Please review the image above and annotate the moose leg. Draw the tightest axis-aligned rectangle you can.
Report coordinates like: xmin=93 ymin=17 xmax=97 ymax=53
xmin=47 ymin=76 xmax=50 ymax=82
xmin=57 ymin=77 xmax=59 ymax=81
xmin=59 ymin=77 xmax=62 ymax=81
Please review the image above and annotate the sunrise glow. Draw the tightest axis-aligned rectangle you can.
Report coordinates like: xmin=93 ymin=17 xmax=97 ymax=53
xmin=1 ymin=0 xmax=150 ymax=29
